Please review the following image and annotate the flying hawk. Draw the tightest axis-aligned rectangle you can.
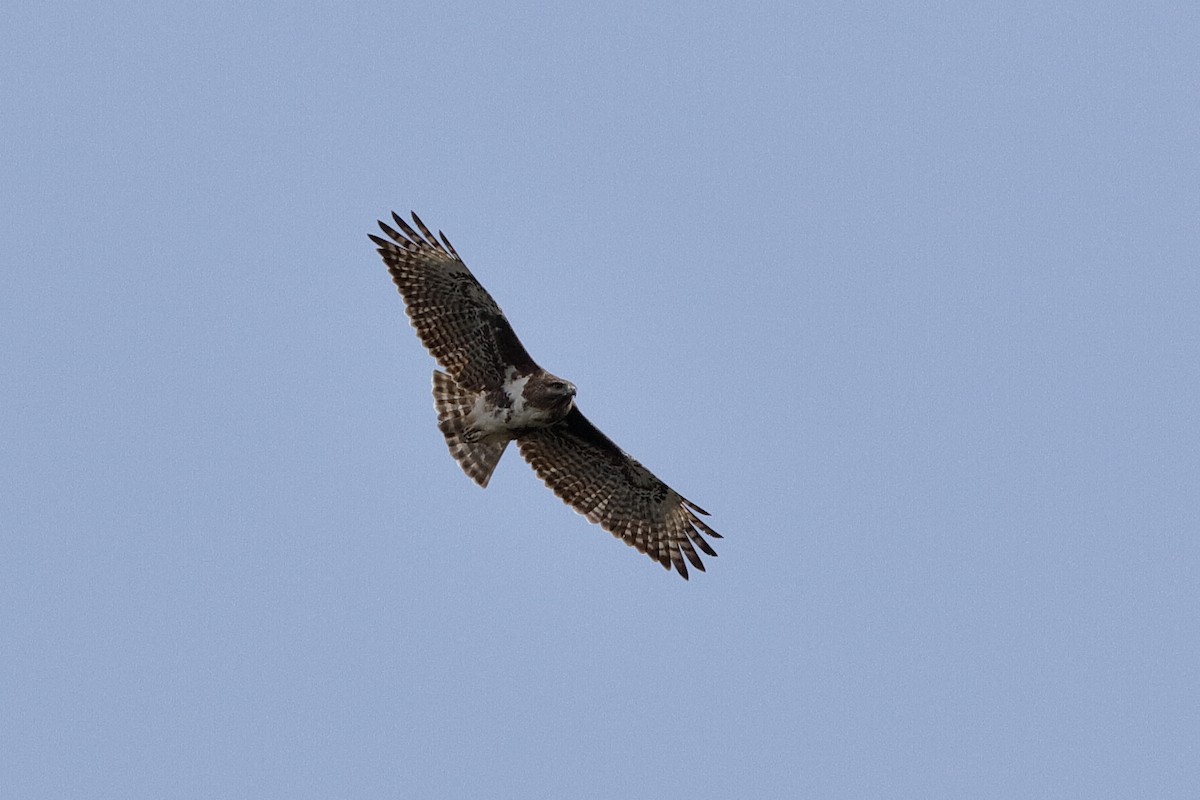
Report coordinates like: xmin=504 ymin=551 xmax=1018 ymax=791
xmin=370 ymin=212 xmax=721 ymax=578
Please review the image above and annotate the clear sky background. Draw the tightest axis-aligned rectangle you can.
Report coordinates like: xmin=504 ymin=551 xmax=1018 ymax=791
xmin=3 ymin=2 xmax=1198 ymax=798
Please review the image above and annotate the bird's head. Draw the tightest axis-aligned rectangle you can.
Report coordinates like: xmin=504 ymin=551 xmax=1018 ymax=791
xmin=546 ymin=377 xmax=577 ymax=407
xmin=527 ymin=372 xmax=576 ymax=417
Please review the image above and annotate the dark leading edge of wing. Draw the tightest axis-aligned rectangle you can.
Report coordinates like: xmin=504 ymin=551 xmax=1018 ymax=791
xmin=517 ymin=407 xmax=721 ymax=579
xmin=370 ymin=212 xmax=538 ymax=392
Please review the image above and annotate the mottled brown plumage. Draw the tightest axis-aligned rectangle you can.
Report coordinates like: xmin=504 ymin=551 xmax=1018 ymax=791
xmin=371 ymin=212 xmax=721 ymax=578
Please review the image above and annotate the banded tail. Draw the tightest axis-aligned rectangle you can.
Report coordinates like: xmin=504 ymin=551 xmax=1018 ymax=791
xmin=431 ymin=370 xmax=508 ymax=487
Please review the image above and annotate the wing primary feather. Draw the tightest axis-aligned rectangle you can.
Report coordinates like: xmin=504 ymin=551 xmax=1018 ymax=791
xmin=411 ymin=213 xmax=444 ymax=252
xmin=673 ymin=553 xmax=690 ymax=579
xmin=687 ymin=526 xmax=718 ymax=557
xmin=391 ymin=212 xmax=421 ymax=242
xmin=680 ymin=539 xmax=705 ymax=572
xmin=378 ymin=219 xmax=409 ymax=245
xmin=439 ymin=231 xmax=461 ymax=260
xmin=688 ymin=513 xmax=722 ymax=540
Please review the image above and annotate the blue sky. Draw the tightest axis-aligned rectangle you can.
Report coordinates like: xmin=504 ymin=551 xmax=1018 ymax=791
xmin=3 ymin=2 xmax=1198 ymax=797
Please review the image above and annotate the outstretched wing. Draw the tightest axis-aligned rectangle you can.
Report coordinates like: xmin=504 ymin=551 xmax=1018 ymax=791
xmin=370 ymin=212 xmax=538 ymax=392
xmin=517 ymin=408 xmax=721 ymax=579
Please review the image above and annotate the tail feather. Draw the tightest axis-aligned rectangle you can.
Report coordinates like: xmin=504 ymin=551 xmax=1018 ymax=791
xmin=431 ymin=370 xmax=507 ymax=487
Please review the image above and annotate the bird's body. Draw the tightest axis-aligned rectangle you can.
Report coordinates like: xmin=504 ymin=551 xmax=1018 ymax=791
xmin=371 ymin=212 xmax=720 ymax=578
xmin=455 ymin=366 xmax=575 ymax=446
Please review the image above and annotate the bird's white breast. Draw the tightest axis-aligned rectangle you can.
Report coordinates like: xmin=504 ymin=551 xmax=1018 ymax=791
xmin=465 ymin=369 xmax=542 ymax=441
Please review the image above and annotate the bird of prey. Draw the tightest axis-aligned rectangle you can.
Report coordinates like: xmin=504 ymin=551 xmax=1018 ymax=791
xmin=370 ymin=212 xmax=721 ymax=578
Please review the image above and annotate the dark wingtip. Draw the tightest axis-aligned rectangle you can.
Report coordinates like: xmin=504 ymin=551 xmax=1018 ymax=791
xmin=377 ymin=219 xmax=404 ymax=240
xmin=410 ymin=211 xmax=428 ymax=234
xmin=690 ymin=532 xmax=718 ymax=558
xmin=389 ymin=212 xmax=421 ymax=242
